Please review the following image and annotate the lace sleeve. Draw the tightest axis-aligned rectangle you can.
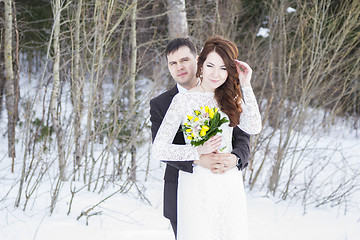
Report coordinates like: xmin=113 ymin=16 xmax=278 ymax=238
xmin=238 ymin=86 xmax=262 ymax=135
xmin=151 ymin=94 xmax=200 ymax=162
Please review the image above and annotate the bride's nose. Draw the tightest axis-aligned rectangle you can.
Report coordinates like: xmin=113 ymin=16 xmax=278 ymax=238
xmin=211 ymin=68 xmax=220 ymax=78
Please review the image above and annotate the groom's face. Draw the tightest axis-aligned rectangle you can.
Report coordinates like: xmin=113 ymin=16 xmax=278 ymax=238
xmin=167 ymin=46 xmax=197 ymax=90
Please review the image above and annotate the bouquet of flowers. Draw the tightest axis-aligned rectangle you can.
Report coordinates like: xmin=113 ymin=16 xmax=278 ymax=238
xmin=182 ymin=106 xmax=229 ymax=147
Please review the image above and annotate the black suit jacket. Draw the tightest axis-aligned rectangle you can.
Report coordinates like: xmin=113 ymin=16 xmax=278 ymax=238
xmin=150 ymin=85 xmax=250 ymax=222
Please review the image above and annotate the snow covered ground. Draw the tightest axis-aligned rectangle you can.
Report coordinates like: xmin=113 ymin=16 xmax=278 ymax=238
xmin=1 ymin=156 xmax=359 ymax=240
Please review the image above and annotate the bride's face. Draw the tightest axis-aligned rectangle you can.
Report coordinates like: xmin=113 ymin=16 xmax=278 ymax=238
xmin=201 ymin=51 xmax=228 ymax=91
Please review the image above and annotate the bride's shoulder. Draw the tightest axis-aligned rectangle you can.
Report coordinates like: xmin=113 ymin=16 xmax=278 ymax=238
xmin=173 ymin=92 xmax=192 ymax=104
xmin=172 ymin=91 xmax=197 ymax=104
xmin=174 ymin=90 xmax=198 ymax=98
xmin=172 ymin=92 xmax=188 ymax=104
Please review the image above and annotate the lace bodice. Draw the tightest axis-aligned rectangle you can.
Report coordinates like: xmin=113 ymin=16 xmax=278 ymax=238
xmin=152 ymin=87 xmax=261 ymax=162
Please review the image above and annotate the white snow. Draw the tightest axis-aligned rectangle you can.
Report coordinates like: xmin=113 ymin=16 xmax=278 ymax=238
xmin=1 ymin=137 xmax=360 ymax=240
xmin=287 ymin=7 xmax=296 ymax=13
xmin=1 ymin=174 xmax=359 ymax=240
xmin=256 ymin=27 xmax=270 ymax=38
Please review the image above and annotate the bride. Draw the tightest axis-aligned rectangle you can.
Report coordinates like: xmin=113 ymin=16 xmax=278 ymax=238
xmin=152 ymin=36 xmax=261 ymax=240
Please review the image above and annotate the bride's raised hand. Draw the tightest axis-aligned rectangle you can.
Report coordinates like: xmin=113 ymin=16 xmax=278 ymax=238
xmin=235 ymin=60 xmax=252 ymax=87
xmin=197 ymin=135 xmax=222 ymax=155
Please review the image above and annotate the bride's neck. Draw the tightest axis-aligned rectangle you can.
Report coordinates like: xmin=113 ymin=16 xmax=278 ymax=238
xmin=200 ymin=84 xmax=215 ymax=92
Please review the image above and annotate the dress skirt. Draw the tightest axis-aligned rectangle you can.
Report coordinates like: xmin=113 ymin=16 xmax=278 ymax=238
xmin=177 ymin=166 xmax=248 ymax=240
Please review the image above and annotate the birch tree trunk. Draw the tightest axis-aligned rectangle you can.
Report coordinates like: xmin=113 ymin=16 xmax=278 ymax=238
xmin=84 ymin=0 xmax=105 ymax=189
xmin=129 ymin=0 xmax=137 ymax=181
xmin=4 ymin=0 xmax=16 ymax=168
xmin=167 ymin=0 xmax=188 ymax=39
xmin=93 ymin=0 xmax=105 ymax=143
xmin=0 ymin=38 xmax=5 ymax=119
xmin=50 ymin=0 xmax=67 ymax=181
xmin=72 ymin=0 xmax=83 ymax=169
xmin=12 ymin=0 xmax=19 ymax=123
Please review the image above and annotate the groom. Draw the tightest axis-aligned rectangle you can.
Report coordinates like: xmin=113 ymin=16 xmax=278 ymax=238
xmin=150 ymin=38 xmax=250 ymax=238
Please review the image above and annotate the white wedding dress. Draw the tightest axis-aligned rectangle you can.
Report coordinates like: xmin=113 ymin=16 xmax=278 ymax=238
xmin=152 ymin=87 xmax=261 ymax=240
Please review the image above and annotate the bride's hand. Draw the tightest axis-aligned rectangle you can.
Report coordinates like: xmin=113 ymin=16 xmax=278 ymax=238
xmin=235 ymin=60 xmax=252 ymax=87
xmin=197 ymin=135 xmax=222 ymax=155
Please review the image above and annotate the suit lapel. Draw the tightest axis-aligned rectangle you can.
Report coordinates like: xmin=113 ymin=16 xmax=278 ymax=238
xmin=168 ymin=85 xmax=179 ymax=97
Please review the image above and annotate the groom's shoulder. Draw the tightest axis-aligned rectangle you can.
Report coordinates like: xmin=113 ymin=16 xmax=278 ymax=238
xmin=150 ymin=85 xmax=178 ymax=104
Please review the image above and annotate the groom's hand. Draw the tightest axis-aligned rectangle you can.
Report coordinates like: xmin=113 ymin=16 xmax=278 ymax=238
xmin=194 ymin=152 xmax=237 ymax=174
xmin=210 ymin=153 xmax=237 ymax=174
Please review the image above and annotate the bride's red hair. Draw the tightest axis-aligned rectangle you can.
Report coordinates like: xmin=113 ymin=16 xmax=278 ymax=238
xmin=196 ymin=36 xmax=242 ymax=127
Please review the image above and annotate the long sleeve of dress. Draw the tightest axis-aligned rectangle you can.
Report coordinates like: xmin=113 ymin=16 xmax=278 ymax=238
xmin=151 ymin=94 xmax=199 ymax=162
xmin=239 ymin=86 xmax=262 ymax=135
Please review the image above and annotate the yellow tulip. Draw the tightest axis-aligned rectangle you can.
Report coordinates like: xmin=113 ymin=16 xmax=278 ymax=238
xmin=194 ymin=117 xmax=199 ymax=122
xmin=187 ymin=115 xmax=194 ymax=121
xmin=191 ymin=132 xmax=195 ymax=137
xmin=215 ymin=108 xmax=218 ymax=113
xmin=195 ymin=110 xmax=200 ymax=116
xmin=201 ymin=125 xmax=209 ymax=132
xmin=209 ymin=108 xmax=215 ymax=119
xmin=200 ymin=130 xmax=206 ymax=137
xmin=186 ymin=129 xmax=192 ymax=132
xmin=184 ymin=122 xmax=189 ymax=126
xmin=187 ymin=136 xmax=193 ymax=140
xmin=205 ymin=106 xmax=209 ymax=113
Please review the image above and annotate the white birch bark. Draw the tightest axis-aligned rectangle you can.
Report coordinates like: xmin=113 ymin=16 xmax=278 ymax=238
xmin=129 ymin=0 xmax=137 ymax=181
xmin=93 ymin=0 xmax=105 ymax=143
xmin=73 ymin=0 xmax=83 ymax=168
xmin=0 ymin=52 xmax=4 ymax=117
xmin=50 ymin=0 xmax=67 ymax=181
xmin=4 ymin=0 xmax=16 ymax=166
xmin=167 ymin=0 xmax=188 ymax=39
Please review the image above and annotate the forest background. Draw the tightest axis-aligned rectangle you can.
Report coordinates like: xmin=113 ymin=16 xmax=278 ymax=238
xmin=0 ymin=0 xmax=359 ymax=222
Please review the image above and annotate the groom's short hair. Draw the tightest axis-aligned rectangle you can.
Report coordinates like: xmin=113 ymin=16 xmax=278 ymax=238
xmin=165 ymin=38 xmax=197 ymax=58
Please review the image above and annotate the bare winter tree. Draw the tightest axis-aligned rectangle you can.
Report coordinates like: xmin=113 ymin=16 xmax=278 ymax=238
xmin=129 ymin=0 xmax=138 ymax=181
xmin=4 ymin=0 xmax=16 ymax=168
xmin=50 ymin=0 xmax=66 ymax=181
xmin=71 ymin=0 xmax=84 ymax=171
xmin=242 ymin=0 xmax=360 ymax=210
xmin=0 ymin=2 xmax=5 ymax=119
xmin=167 ymin=0 xmax=188 ymax=39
